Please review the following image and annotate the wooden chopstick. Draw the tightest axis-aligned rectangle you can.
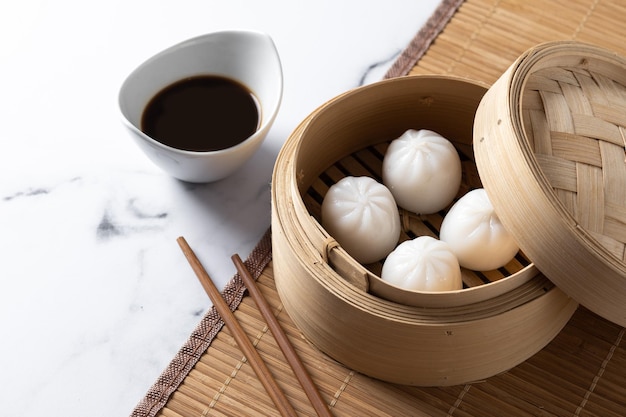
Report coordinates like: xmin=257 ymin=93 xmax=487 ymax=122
xmin=177 ymin=237 xmax=298 ymax=417
xmin=232 ymin=254 xmax=334 ymax=417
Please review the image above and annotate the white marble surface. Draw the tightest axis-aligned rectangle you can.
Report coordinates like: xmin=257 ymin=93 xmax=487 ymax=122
xmin=0 ymin=1 xmax=441 ymax=415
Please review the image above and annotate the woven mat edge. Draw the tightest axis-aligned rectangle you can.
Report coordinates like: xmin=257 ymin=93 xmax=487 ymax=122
xmin=130 ymin=228 xmax=273 ymax=417
xmin=384 ymin=0 xmax=465 ymax=79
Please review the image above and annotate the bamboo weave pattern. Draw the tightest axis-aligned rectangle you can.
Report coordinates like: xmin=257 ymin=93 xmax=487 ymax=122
xmin=525 ymin=66 xmax=626 ymax=261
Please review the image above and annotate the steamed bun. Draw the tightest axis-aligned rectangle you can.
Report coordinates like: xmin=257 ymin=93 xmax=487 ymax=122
xmin=381 ymin=236 xmax=462 ymax=292
xmin=440 ymin=188 xmax=519 ymax=271
xmin=383 ymin=129 xmax=461 ymax=214
xmin=322 ymin=176 xmax=401 ymax=264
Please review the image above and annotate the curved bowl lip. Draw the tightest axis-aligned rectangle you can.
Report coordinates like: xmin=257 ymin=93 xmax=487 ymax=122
xmin=288 ymin=74 xmax=539 ymax=308
xmin=118 ymin=30 xmax=283 ymax=157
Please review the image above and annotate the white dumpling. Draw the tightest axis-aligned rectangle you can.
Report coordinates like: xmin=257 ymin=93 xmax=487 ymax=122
xmin=382 ymin=129 xmax=462 ymax=214
xmin=440 ymin=188 xmax=519 ymax=271
xmin=381 ymin=236 xmax=462 ymax=292
xmin=322 ymin=176 xmax=400 ymax=264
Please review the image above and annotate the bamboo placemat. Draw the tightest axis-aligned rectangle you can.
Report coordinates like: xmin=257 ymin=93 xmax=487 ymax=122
xmin=132 ymin=1 xmax=626 ymax=416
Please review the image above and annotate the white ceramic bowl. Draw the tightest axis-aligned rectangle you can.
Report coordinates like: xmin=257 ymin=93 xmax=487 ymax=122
xmin=118 ymin=30 xmax=283 ymax=183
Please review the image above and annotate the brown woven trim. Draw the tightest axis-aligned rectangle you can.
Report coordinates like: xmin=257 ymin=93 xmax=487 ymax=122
xmin=130 ymin=228 xmax=273 ymax=417
xmin=384 ymin=0 xmax=465 ymax=79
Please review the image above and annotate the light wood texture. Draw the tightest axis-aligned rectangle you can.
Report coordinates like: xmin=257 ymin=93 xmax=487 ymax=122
xmin=232 ymin=254 xmax=334 ymax=417
xmin=406 ymin=0 xmax=626 ymax=83
xmin=474 ymin=41 xmax=626 ymax=326
xmin=151 ymin=260 xmax=624 ymax=417
xmin=177 ymin=237 xmax=298 ymax=417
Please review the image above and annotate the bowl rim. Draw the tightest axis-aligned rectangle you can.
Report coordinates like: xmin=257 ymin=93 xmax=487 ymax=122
xmin=118 ymin=30 xmax=283 ymax=157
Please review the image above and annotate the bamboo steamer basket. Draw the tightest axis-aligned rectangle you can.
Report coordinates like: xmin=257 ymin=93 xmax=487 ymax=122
xmin=475 ymin=41 xmax=626 ymax=327
xmin=271 ymin=75 xmax=577 ymax=386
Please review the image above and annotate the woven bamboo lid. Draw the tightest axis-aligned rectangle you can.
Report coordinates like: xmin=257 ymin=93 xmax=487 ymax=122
xmin=474 ymin=41 xmax=626 ymax=327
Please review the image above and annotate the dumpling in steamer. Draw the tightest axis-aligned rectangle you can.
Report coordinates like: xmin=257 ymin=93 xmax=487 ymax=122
xmin=381 ymin=236 xmax=462 ymax=292
xmin=440 ymin=188 xmax=519 ymax=271
xmin=383 ymin=129 xmax=462 ymax=214
xmin=322 ymin=176 xmax=401 ymax=264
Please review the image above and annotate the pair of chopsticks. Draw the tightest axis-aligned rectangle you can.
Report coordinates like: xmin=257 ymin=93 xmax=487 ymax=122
xmin=177 ymin=237 xmax=333 ymax=417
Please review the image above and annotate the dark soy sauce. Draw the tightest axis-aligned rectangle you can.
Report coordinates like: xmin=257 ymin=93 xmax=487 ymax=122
xmin=141 ymin=75 xmax=259 ymax=152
